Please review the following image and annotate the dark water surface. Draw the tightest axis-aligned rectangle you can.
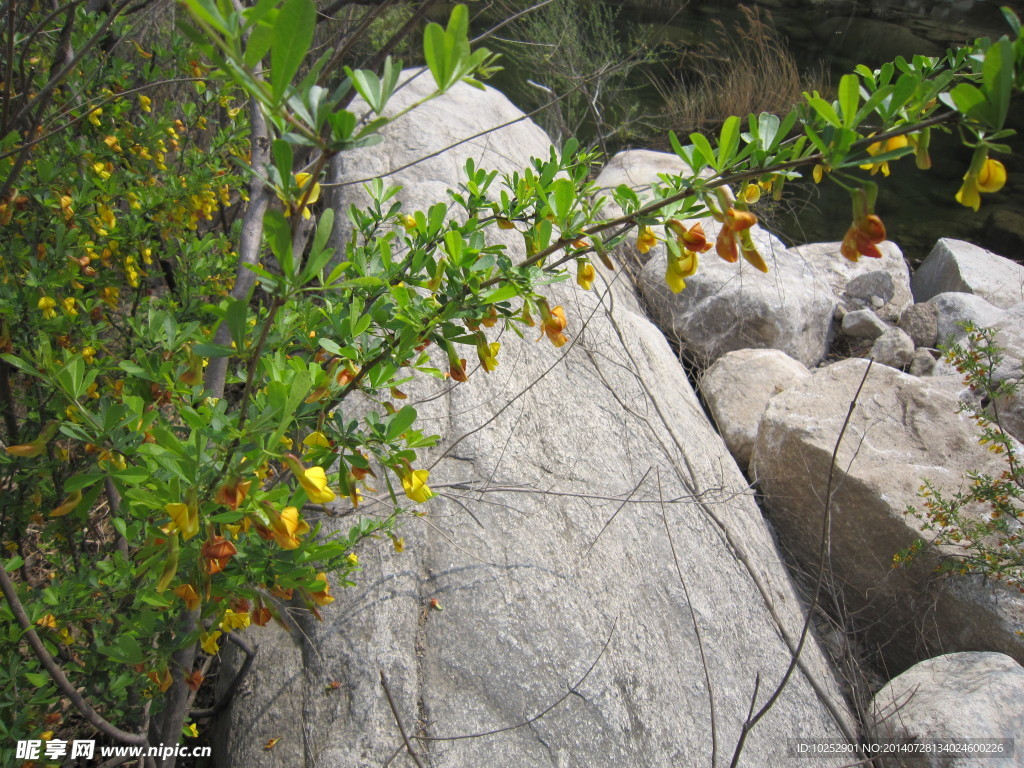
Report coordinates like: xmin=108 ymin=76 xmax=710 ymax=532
xmin=492 ymin=0 xmax=1024 ymax=263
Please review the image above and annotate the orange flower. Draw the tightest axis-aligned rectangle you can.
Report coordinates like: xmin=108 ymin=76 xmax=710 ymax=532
xmin=841 ymin=214 xmax=887 ymax=261
xmin=308 ymin=572 xmax=334 ymax=606
xmin=215 ymin=478 xmax=251 ymax=510
xmin=714 ymin=208 xmax=758 ymax=264
xmin=537 ymin=300 xmax=568 ymax=347
xmin=174 ymin=584 xmax=201 ymax=611
xmin=201 ymin=535 xmax=237 ymax=574
xmin=576 ymin=260 xmax=596 ymax=290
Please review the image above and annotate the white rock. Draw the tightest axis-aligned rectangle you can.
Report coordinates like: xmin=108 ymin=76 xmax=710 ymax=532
xmin=871 ymin=327 xmax=915 ymax=369
xmin=871 ymin=652 xmax=1024 ymax=768
xmin=912 ymin=238 xmax=1024 ymax=309
xmin=789 ymin=240 xmax=913 ymax=323
xmin=842 ymin=308 xmax=889 ymax=339
xmin=700 ymin=349 xmax=810 ymax=469
xmin=751 ymin=359 xmax=1024 ymax=672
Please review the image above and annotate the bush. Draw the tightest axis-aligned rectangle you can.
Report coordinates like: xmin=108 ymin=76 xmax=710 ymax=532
xmin=900 ymin=323 xmax=1024 ymax=591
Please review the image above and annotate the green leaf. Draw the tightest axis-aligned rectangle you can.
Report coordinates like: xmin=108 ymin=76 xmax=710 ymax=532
xmin=838 ymin=73 xmax=860 ymax=128
xmin=387 ymin=405 xmax=418 ymax=440
xmin=982 ymin=38 xmax=1012 ymax=128
xmin=717 ymin=115 xmax=741 ymax=168
xmin=483 ymin=284 xmax=519 ymax=304
xmin=548 ymin=178 xmax=576 ymax=223
xmin=271 ymin=139 xmax=293 ymax=186
xmin=225 ymin=296 xmax=249 ymax=349
xmin=423 ymin=21 xmax=451 ymax=90
xmin=270 ymin=0 xmax=315 ymax=104
xmin=193 ymin=343 xmax=236 ymax=358
xmin=264 ymin=208 xmax=294 ymax=278
xmin=24 ymin=672 xmax=49 ymax=688
xmin=946 ymin=82 xmax=988 ymax=121
xmin=806 ymin=95 xmax=841 ymax=127
xmin=688 ymin=132 xmax=716 ymax=170
xmin=756 ymin=112 xmax=780 ymax=151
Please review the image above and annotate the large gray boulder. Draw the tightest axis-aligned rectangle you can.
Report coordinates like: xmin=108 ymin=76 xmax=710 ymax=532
xmin=751 ymin=359 xmax=1024 ymax=673
xmin=217 ymin=73 xmax=853 ymax=767
xmin=638 ymin=223 xmax=834 ymax=368
xmin=700 ymin=348 xmax=809 ymax=470
xmin=912 ymin=238 xmax=1024 ymax=309
xmin=790 ymin=240 xmax=913 ymax=324
xmin=871 ymin=652 xmax=1024 ymax=768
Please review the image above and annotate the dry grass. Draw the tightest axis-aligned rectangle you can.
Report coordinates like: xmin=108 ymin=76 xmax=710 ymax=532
xmin=657 ymin=5 xmax=827 ymax=137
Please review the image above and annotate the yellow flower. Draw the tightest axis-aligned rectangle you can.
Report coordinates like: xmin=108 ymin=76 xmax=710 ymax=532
xmin=59 ymin=195 xmax=74 ymax=220
xmin=309 ymin=572 xmax=334 ymax=606
xmin=476 ymin=335 xmax=501 ymax=371
xmin=36 ymin=614 xmax=57 ymax=630
xmin=200 ymin=630 xmax=222 ymax=655
xmin=860 ymin=134 xmax=909 ymax=177
xmin=284 ymin=456 xmax=336 ymax=503
xmin=219 ymin=608 xmax=251 ymax=631
xmin=166 ymin=502 xmax=199 ymax=540
xmin=400 ymin=214 xmax=417 ymax=231
xmin=956 ymin=150 xmax=1007 ymax=212
xmin=283 ymin=173 xmax=321 ymax=220
xmin=576 ymin=260 xmax=595 ymax=290
xmin=185 ymin=723 xmax=199 ymax=738
xmin=741 ymin=183 xmax=761 ymax=204
xmin=82 ymin=346 xmax=97 ymax=364
xmin=265 ymin=505 xmax=310 ymax=549
xmin=346 ymin=552 xmax=359 ymax=566
xmin=87 ymin=108 xmax=102 ymax=127
xmin=62 ymin=297 xmax=78 ymax=316
xmin=302 ymin=431 xmax=331 ymax=451
xmin=38 ymin=296 xmax=57 ymax=319
xmin=401 ymin=468 xmax=434 ymax=503
xmin=138 ymin=95 xmax=152 ymax=113
xmin=92 ymin=162 xmax=111 ymax=180
xmin=636 ymin=226 xmax=657 ymax=254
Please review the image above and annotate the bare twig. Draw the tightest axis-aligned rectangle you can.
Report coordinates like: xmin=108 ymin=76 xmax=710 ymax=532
xmin=380 ymin=669 xmax=427 ymax=768
xmin=415 ymin=618 xmax=616 ymax=743
xmin=727 ymin=361 xmax=874 ymax=768
xmin=657 ymin=469 xmax=718 ymax=768
xmin=189 ymin=632 xmax=257 ymax=719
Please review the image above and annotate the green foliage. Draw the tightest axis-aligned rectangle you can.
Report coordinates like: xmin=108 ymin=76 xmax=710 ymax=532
xmin=2 ymin=0 xmax=1024 ymax=762
xmin=899 ymin=324 xmax=1024 ymax=590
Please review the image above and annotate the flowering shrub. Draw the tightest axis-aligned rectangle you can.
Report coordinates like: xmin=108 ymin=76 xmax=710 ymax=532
xmin=900 ymin=324 xmax=1024 ymax=590
xmin=1 ymin=0 xmax=1024 ymax=764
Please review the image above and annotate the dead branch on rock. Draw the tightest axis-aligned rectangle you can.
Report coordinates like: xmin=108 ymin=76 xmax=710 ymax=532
xmin=380 ymin=669 xmax=427 ymax=768
xmin=727 ymin=361 xmax=874 ymax=768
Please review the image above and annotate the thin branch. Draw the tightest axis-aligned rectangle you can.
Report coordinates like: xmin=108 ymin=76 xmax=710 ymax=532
xmin=583 ymin=466 xmax=653 ymax=558
xmin=415 ymin=618 xmax=616 ymax=743
xmin=657 ymin=469 xmax=718 ymax=768
xmin=380 ymin=669 xmax=426 ymax=768
xmin=727 ymin=361 xmax=874 ymax=768
xmin=0 ymin=563 xmax=148 ymax=745
xmin=189 ymin=632 xmax=257 ymax=719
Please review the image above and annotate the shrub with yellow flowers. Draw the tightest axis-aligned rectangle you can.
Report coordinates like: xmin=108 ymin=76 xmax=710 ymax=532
xmin=1 ymin=0 xmax=1024 ymax=764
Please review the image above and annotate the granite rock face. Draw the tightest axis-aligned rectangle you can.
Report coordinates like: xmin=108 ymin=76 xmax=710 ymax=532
xmin=871 ymin=652 xmax=1024 ymax=768
xmin=751 ymin=359 xmax=1024 ymax=673
xmin=912 ymin=238 xmax=1024 ymax=309
xmin=217 ymin=73 xmax=853 ymax=768
xmin=700 ymin=349 xmax=809 ymax=470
